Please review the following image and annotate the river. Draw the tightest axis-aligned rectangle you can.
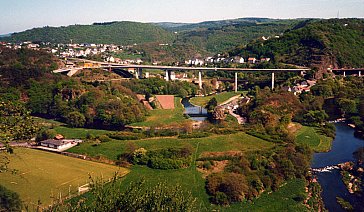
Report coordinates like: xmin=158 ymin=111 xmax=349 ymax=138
xmin=312 ymin=123 xmax=364 ymax=211
xmin=181 ymin=98 xmax=208 ymax=121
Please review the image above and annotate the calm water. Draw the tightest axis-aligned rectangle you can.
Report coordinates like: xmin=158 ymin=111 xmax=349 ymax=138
xmin=181 ymin=98 xmax=208 ymax=121
xmin=312 ymin=123 xmax=364 ymax=211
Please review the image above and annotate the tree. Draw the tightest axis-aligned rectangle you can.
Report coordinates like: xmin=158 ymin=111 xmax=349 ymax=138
xmin=0 ymin=101 xmax=38 ymax=142
xmin=0 ymin=185 xmax=22 ymax=212
xmin=35 ymin=129 xmax=57 ymax=142
xmin=206 ymin=97 xmax=217 ymax=112
xmin=212 ymin=106 xmax=227 ymax=121
xmin=206 ymin=172 xmax=249 ymax=204
xmin=303 ymin=110 xmax=329 ymax=125
xmin=337 ymin=98 xmax=357 ymax=115
xmin=65 ymin=111 xmax=86 ymax=128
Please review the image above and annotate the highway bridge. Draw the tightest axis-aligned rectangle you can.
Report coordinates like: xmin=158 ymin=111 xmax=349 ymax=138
xmin=331 ymin=68 xmax=364 ymax=77
xmin=54 ymin=58 xmax=311 ymax=91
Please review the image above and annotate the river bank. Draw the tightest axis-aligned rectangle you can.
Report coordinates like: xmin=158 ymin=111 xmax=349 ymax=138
xmin=311 ymin=122 xmax=364 ymax=211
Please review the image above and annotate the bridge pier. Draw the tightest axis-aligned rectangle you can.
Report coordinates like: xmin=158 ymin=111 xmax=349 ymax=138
xmin=359 ymin=71 xmax=361 ymax=77
xmin=235 ymin=72 xmax=238 ymax=93
xmin=271 ymin=72 xmax=275 ymax=90
xmin=165 ymin=70 xmax=169 ymax=81
xmin=344 ymin=71 xmax=346 ymax=77
xmin=138 ymin=68 xmax=143 ymax=79
xmin=198 ymin=71 xmax=202 ymax=89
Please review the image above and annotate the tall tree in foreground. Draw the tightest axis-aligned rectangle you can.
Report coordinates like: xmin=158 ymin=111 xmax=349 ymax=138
xmin=46 ymin=177 xmax=196 ymax=212
xmin=0 ymin=101 xmax=38 ymax=172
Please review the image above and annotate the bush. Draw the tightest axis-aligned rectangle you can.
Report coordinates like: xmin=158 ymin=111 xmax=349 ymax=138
xmin=202 ymin=161 xmax=212 ymax=170
xmin=98 ymin=135 xmax=111 ymax=143
xmin=319 ymin=123 xmax=336 ymax=138
xmin=148 ymin=157 xmax=189 ymax=170
xmin=178 ymin=132 xmax=210 ymax=139
xmin=0 ymin=185 xmax=22 ymax=212
xmin=65 ymin=111 xmax=86 ymax=128
xmin=155 ymin=129 xmax=179 ymax=137
xmin=108 ymin=132 xmax=145 ymax=140
xmin=131 ymin=147 xmax=193 ymax=169
xmin=86 ymin=132 xmax=95 ymax=140
xmin=36 ymin=128 xmax=57 ymax=141
xmin=206 ymin=172 xmax=249 ymax=204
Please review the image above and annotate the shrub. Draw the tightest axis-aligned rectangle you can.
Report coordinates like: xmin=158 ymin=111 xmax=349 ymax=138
xmin=206 ymin=172 xmax=249 ymax=204
xmin=65 ymin=111 xmax=86 ymax=128
xmin=131 ymin=147 xmax=193 ymax=169
xmin=86 ymin=132 xmax=95 ymax=140
xmin=202 ymin=161 xmax=212 ymax=170
xmin=178 ymin=132 xmax=210 ymax=139
xmin=108 ymin=132 xmax=145 ymax=140
xmin=36 ymin=128 xmax=57 ymax=141
xmin=98 ymin=135 xmax=111 ymax=143
xmin=0 ymin=185 xmax=22 ymax=211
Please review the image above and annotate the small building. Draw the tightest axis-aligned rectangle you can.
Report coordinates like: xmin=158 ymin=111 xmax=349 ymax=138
xmin=260 ymin=58 xmax=271 ymax=62
xmin=39 ymin=139 xmax=82 ymax=150
xmin=248 ymin=57 xmax=257 ymax=64
xmin=233 ymin=56 xmax=245 ymax=64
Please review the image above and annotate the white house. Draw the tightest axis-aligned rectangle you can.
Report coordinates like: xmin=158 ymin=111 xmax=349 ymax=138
xmin=233 ymin=56 xmax=245 ymax=64
xmin=248 ymin=57 xmax=257 ymax=64
xmin=39 ymin=139 xmax=80 ymax=150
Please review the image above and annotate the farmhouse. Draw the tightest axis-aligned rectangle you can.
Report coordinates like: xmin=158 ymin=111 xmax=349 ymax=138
xmin=39 ymin=139 xmax=82 ymax=151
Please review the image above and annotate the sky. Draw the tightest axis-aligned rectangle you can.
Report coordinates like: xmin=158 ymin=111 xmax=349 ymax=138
xmin=0 ymin=0 xmax=363 ymax=34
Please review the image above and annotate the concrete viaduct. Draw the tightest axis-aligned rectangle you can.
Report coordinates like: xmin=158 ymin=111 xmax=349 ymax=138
xmin=55 ymin=59 xmax=311 ymax=91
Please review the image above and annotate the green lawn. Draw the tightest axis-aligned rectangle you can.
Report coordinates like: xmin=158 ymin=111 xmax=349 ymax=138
xmin=34 ymin=116 xmax=112 ymax=139
xmin=130 ymin=97 xmax=190 ymax=127
xmin=69 ymin=132 xmax=275 ymax=160
xmin=296 ymin=126 xmax=333 ymax=152
xmin=190 ymin=91 xmax=244 ymax=107
xmin=0 ymin=148 xmax=128 ymax=206
xmin=52 ymin=126 xmax=112 ymax=139
xmin=230 ymin=179 xmax=308 ymax=212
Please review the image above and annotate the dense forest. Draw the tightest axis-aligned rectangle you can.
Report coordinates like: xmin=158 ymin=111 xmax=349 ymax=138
xmin=1 ymin=22 xmax=175 ymax=45
xmin=0 ymin=47 xmax=148 ymax=130
xmin=230 ymin=19 xmax=364 ymax=77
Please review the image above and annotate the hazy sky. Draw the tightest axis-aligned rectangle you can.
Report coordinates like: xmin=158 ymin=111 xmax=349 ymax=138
xmin=1 ymin=0 xmax=363 ymax=34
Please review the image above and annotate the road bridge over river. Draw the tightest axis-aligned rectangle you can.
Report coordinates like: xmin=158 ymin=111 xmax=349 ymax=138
xmin=54 ymin=58 xmax=310 ymax=91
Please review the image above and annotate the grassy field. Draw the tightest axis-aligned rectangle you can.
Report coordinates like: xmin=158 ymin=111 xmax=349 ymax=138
xmin=68 ymin=132 xmax=278 ymax=210
xmin=34 ymin=117 xmax=112 ymax=139
xmin=190 ymin=91 xmax=244 ymax=107
xmin=69 ymin=132 xmax=275 ymax=160
xmin=130 ymin=97 xmax=191 ymax=127
xmin=235 ymin=179 xmax=308 ymax=212
xmin=0 ymin=148 xmax=128 ymax=206
xmin=52 ymin=126 xmax=112 ymax=139
xmin=296 ymin=126 xmax=333 ymax=152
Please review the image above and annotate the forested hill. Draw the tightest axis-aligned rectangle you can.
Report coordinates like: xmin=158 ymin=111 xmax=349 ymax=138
xmin=230 ymin=19 xmax=364 ymax=77
xmin=1 ymin=21 xmax=175 ymax=45
xmin=160 ymin=18 xmax=299 ymax=53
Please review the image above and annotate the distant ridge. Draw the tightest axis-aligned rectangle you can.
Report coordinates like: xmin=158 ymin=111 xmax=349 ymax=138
xmin=0 ymin=21 xmax=175 ymax=45
xmin=0 ymin=33 xmax=11 ymax=38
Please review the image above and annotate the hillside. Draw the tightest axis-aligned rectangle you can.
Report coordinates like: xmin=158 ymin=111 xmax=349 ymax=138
xmin=158 ymin=18 xmax=299 ymax=53
xmin=1 ymin=21 xmax=175 ymax=45
xmin=230 ymin=19 xmax=364 ymax=77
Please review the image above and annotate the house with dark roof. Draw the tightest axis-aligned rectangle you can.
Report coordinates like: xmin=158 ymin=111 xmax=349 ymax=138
xmin=39 ymin=139 xmax=82 ymax=151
